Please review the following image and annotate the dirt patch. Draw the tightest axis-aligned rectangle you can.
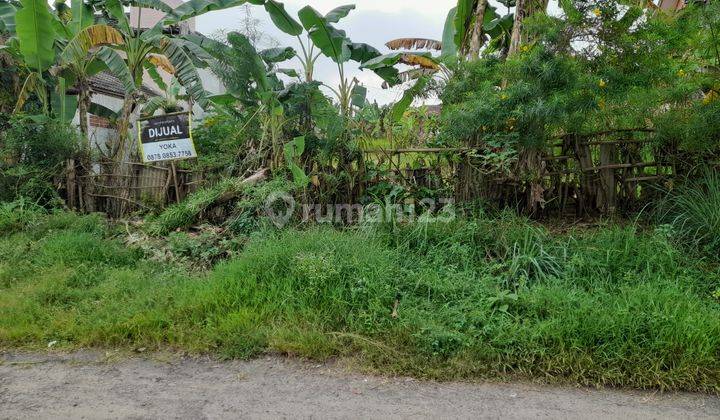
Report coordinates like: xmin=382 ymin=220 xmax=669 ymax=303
xmin=1 ymin=351 xmax=718 ymax=419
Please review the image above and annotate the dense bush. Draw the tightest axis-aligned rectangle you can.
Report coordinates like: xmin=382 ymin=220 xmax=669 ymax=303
xmin=0 ymin=115 xmax=79 ymax=205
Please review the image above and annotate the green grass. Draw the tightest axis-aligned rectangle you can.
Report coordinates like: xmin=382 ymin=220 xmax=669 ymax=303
xmin=656 ymin=169 xmax=720 ymax=257
xmin=1 ymin=209 xmax=719 ymax=392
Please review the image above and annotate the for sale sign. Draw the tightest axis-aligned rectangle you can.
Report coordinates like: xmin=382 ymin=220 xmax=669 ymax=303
xmin=138 ymin=112 xmax=197 ymax=163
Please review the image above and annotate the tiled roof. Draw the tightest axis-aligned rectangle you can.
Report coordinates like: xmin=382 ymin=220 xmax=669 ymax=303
xmin=89 ymin=72 xmax=160 ymax=99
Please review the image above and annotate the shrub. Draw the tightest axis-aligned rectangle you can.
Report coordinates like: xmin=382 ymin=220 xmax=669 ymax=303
xmin=0 ymin=115 xmax=79 ymax=205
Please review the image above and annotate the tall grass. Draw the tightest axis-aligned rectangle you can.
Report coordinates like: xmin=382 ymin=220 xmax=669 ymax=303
xmin=656 ymin=168 xmax=720 ymax=257
xmin=0 ymin=210 xmax=719 ymax=392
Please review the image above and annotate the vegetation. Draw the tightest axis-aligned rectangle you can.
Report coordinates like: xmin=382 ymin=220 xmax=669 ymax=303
xmin=1 ymin=208 xmax=719 ymax=392
xmin=1 ymin=0 xmax=720 ymax=395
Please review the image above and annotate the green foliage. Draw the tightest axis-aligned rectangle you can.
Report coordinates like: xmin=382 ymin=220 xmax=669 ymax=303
xmin=656 ymin=169 xmax=720 ymax=257
xmin=0 ymin=198 xmax=44 ymax=235
xmin=190 ymin=113 xmax=251 ymax=173
xmin=439 ymin=1 xmax=713 ymax=162
xmin=0 ymin=115 xmax=79 ymax=204
xmin=146 ymin=178 xmax=243 ymax=236
xmin=2 ymin=210 xmax=720 ymax=392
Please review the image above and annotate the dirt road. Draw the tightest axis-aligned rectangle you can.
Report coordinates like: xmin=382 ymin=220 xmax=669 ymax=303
xmin=0 ymin=351 xmax=718 ymax=419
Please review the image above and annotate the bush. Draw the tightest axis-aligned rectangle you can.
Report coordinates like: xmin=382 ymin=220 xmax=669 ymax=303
xmin=0 ymin=115 xmax=79 ymax=205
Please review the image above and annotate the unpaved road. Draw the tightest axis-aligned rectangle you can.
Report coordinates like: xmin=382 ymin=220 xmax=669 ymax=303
xmin=0 ymin=352 xmax=718 ymax=419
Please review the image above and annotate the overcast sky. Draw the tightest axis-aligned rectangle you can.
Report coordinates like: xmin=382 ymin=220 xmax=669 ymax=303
xmin=195 ymin=1 xmax=504 ymax=105
xmin=196 ymin=1 xmax=563 ymax=104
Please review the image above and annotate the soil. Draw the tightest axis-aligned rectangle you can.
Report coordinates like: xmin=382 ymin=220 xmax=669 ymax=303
xmin=1 ymin=351 xmax=718 ymax=419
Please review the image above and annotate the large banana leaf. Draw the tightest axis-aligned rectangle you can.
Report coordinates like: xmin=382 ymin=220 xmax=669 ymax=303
xmin=163 ymin=37 xmax=213 ymax=69
xmin=226 ymin=31 xmax=269 ymax=93
xmin=103 ymin=0 xmax=130 ymax=34
xmin=264 ymin=0 xmax=302 ymax=36
xmin=390 ymin=75 xmax=429 ymax=122
xmin=70 ymin=0 xmax=94 ymax=34
xmin=144 ymin=60 xmax=168 ymax=91
xmin=350 ymin=84 xmax=367 ymax=108
xmin=165 ymin=0 xmax=259 ymax=25
xmin=132 ymin=0 xmax=173 ymax=14
xmin=441 ymin=7 xmax=458 ymax=58
xmin=14 ymin=71 xmax=47 ymax=113
xmin=141 ymin=96 xmax=167 ymax=116
xmin=260 ymin=46 xmax=296 ymax=63
xmin=348 ymin=43 xmax=401 ymax=87
xmin=89 ymin=101 xmax=119 ymax=119
xmin=16 ymin=0 xmax=56 ymax=71
xmin=95 ymin=46 xmax=136 ymax=93
xmin=60 ymin=24 xmax=124 ymax=65
xmin=51 ymin=77 xmax=78 ymax=122
xmin=160 ymin=37 xmax=209 ymax=108
xmin=0 ymin=1 xmax=17 ymax=34
xmin=324 ymin=4 xmax=355 ymax=23
xmin=453 ymin=0 xmax=475 ymax=51
xmin=361 ymin=52 xmax=437 ymax=71
xmin=298 ymin=6 xmax=350 ymax=64
xmin=182 ymin=32 xmax=230 ymax=59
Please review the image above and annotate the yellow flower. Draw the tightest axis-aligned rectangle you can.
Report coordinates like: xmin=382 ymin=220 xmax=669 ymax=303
xmin=593 ymin=8 xmax=601 ymax=17
xmin=598 ymin=79 xmax=607 ymax=88
xmin=500 ymin=94 xmax=508 ymax=100
xmin=598 ymin=99 xmax=606 ymax=110
xmin=521 ymin=45 xmax=530 ymax=52
xmin=704 ymin=90 xmax=718 ymax=105
xmin=677 ymin=69 xmax=686 ymax=77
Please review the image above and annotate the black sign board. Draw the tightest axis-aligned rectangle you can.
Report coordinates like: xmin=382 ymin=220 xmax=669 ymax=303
xmin=137 ymin=112 xmax=197 ymax=163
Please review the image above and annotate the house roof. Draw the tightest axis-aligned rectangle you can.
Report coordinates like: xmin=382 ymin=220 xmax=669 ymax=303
xmin=89 ymin=72 xmax=160 ymax=99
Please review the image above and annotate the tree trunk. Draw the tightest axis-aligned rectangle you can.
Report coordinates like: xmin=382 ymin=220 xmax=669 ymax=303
xmin=508 ymin=0 xmax=549 ymax=57
xmin=77 ymin=84 xmax=91 ymax=150
xmin=468 ymin=0 xmax=489 ymax=59
xmin=114 ymin=95 xmax=135 ymax=160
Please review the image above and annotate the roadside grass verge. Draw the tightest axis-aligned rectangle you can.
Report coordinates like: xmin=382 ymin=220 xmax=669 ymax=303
xmin=1 ymin=210 xmax=719 ymax=392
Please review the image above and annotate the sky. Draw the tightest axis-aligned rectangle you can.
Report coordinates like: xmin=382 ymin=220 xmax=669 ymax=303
xmin=195 ymin=1 xmax=489 ymax=105
xmin=195 ymin=1 xmax=562 ymax=105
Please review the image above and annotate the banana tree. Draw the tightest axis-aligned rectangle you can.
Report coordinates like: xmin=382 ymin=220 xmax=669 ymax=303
xmin=253 ymin=1 xmax=399 ymax=118
xmin=93 ymin=0 xmax=251 ymax=159
xmin=11 ymin=0 xmax=55 ymax=114
xmin=52 ymin=1 xmax=128 ymax=146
